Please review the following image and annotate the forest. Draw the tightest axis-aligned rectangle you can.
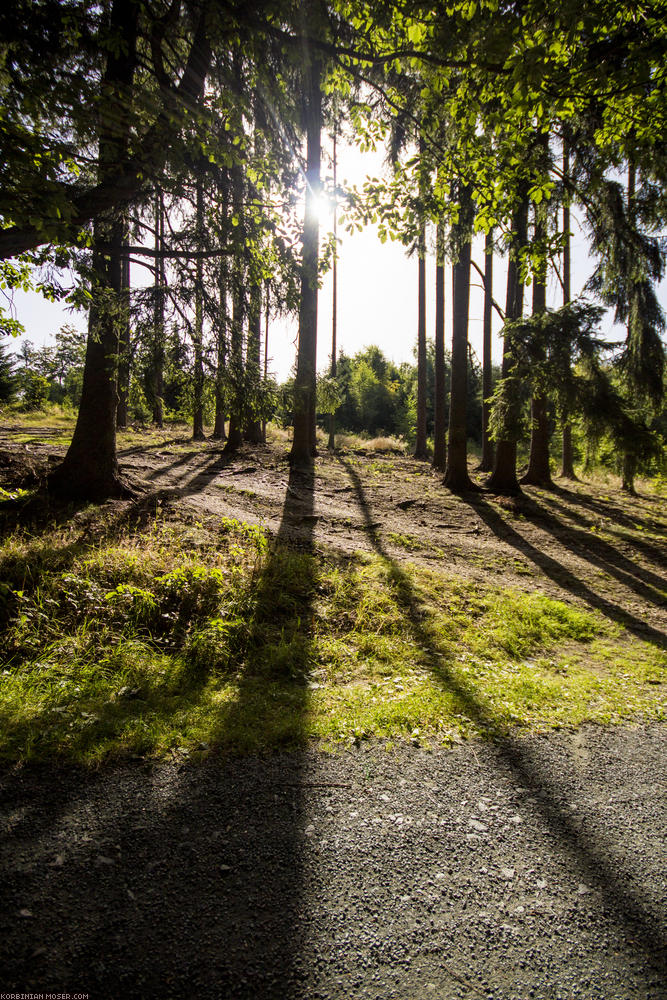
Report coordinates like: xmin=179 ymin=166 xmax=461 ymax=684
xmin=0 ymin=0 xmax=665 ymax=496
xmin=0 ymin=2 xmax=666 ymax=996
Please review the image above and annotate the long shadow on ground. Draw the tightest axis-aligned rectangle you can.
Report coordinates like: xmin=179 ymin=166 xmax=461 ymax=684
xmin=0 ymin=468 xmax=317 ymax=999
xmin=512 ymin=491 xmax=667 ymax=605
xmin=339 ymin=457 xmax=666 ymax=981
xmin=467 ymin=492 xmax=666 ymax=649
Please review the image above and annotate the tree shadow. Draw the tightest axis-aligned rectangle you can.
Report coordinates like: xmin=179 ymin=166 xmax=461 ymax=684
xmin=551 ymin=482 xmax=666 ymax=534
xmin=536 ymin=488 xmax=667 ymax=571
xmin=337 ymin=456 xmax=666 ymax=978
xmin=0 ymin=465 xmax=318 ymax=997
xmin=503 ymin=490 xmax=667 ymax=607
xmin=465 ymin=493 xmax=666 ymax=649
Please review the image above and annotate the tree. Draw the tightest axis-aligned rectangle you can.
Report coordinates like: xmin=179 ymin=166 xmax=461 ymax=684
xmin=520 ymin=197 xmax=555 ymax=489
xmin=486 ymin=200 xmax=528 ymax=494
xmin=477 ymin=230 xmax=495 ymax=472
xmin=48 ymin=0 xmax=140 ymax=499
xmin=0 ymin=340 xmax=17 ymax=404
xmin=559 ymin=143 xmax=577 ymax=480
xmin=290 ymin=26 xmax=322 ymax=466
xmin=432 ymin=223 xmax=446 ymax=472
xmin=443 ymin=188 xmax=475 ymax=491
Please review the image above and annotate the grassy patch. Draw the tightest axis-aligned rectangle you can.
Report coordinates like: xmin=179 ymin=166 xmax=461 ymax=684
xmin=0 ymin=505 xmax=663 ymax=765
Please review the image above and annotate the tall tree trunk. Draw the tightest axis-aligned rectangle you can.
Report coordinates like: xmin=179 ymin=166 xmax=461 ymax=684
xmin=152 ymin=189 xmax=165 ymax=428
xmin=443 ymin=209 xmax=474 ymax=492
xmin=520 ymin=260 xmax=553 ymax=486
xmin=432 ymin=224 xmax=446 ymax=472
xmin=560 ymin=144 xmax=577 ymax=480
xmin=290 ymin=47 xmax=322 ymax=466
xmin=486 ymin=200 xmax=528 ymax=494
xmin=328 ymin=120 xmax=338 ymax=452
xmin=192 ymin=176 xmax=205 ymax=440
xmin=224 ymin=129 xmax=245 ymax=454
xmin=116 ymin=218 xmax=131 ymax=429
xmin=521 ymin=203 xmax=554 ymax=488
xmin=621 ymin=451 xmax=636 ymax=494
xmin=621 ymin=158 xmax=636 ymax=494
xmin=244 ymin=281 xmax=263 ymax=443
xmin=262 ymin=283 xmax=269 ymax=443
xmin=48 ymin=0 xmax=137 ymax=499
xmin=477 ymin=230 xmax=495 ymax=471
xmin=212 ymin=254 xmax=228 ymax=441
xmin=414 ymin=222 xmax=428 ymax=459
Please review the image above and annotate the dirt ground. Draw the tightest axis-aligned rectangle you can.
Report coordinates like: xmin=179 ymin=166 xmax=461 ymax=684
xmin=2 ymin=423 xmax=664 ymax=648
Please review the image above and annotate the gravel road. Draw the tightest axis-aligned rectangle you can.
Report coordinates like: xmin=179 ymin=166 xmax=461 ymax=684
xmin=1 ymin=724 xmax=665 ymax=999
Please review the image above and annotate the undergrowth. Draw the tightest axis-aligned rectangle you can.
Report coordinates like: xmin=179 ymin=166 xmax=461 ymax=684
xmin=0 ymin=505 xmax=663 ymax=765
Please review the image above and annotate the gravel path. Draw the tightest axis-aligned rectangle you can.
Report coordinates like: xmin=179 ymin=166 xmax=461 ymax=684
xmin=1 ymin=724 xmax=665 ymax=999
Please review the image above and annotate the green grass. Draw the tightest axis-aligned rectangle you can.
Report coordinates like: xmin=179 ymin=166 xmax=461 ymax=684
xmin=0 ymin=505 xmax=664 ymax=765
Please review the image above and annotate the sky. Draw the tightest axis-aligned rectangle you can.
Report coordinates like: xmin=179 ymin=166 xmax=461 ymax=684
xmin=7 ymin=138 xmax=666 ymax=382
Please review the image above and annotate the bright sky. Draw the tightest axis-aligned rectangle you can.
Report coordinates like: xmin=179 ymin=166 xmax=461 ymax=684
xmin=8 ymin=138 xmax=667 ymax=382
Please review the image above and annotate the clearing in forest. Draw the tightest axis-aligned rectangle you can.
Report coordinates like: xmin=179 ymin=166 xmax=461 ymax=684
xmin=0 ymin=421 xmax=664 ymax=764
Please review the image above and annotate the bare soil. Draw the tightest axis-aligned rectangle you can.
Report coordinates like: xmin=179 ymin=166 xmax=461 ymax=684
xmin=3 ymin=424 xmax=663 ymax=648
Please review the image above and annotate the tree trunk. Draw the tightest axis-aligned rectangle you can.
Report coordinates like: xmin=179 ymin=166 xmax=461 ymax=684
xmin=223 ymin=130 xmax=245 ymax=454
xmin=443 ymin=216 xmax=474 ymax=491
xmin=244 ymin=281 xmax=263 ymax=443
xmin=152 ymin=189 xmax=165 ymax=428
xmin=290 ymin=46 xmax=322 ymax=466
xmin=212 ymin=254 xmax=228 ymax=441
xmin=521 ymin=200 xmax=553 ymax=488
xmin=486 ymin=200 xmax=528 ymax=494
xmin=414 ymin=222 xmax=428 ymax=459
xmin=328 ymin=121 xmax=338 ymax=452
xmin=48 ymin=0 xmax=137 ymax=500
xmin=621 ymin=159 xmax=637 ymax=490
xmin=192 ymin=177 xmax=205 ymax=440
xmin=116 ymin=219 xmax=131 ymax=429
xmin=262 ymin=283 xmax=269 ymax=443
xmin=621 ymin=451 xmax=636 ymax=494
xmin=477 ymin=230 xmax=494 ymax=471
xmin=560 ymin=144 xmax=577 ymax=479
xmin=520 ymin=265 xmax=553 ymax=487
xmin=432 ymin=224 xmax=446 ymax=472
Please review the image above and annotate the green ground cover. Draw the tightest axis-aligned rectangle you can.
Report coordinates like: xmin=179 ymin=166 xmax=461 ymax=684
xmin=0 ymin=503 xmax=663 ymax=765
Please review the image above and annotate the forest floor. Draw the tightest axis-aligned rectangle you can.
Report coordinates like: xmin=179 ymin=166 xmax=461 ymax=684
xmin=0 ymin=420 xmax=665 ymax=998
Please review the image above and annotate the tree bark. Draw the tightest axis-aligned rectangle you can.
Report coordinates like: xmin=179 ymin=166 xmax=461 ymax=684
xmin=116 ymin=218 xmax=131 ymax=429
xmin=520 ymin=256 xmax=553 ymax=487
xmin=621 ymin=158 xmax=637 ymax=490
xmin=290 ymin=46 xmax=322 ymax=467
xmin=212 ymin=254 xmax=228 ymax=441
xmin=244 ymin=281 xmax=263 ymax=443
xmin=477 ymin=230 xmax=494 ymax=471
xmin=560 ymin=143 xmax=577 ymax=479
xmin=328 ymin=121 xmax=338 ymax=452
xmin=432 ymin=224 xmax=446 ymax=472
xmin=414 ymin=222 xmax=428 ymax=459
xmin=621 ymin=451 xmax=636 ymax=494
xmin=192 ymin=176 xmax=205 ymax=440
xmin=486 ymin=200 xmax=528 ymax=494
xmin=443 ymin=214 xmax=474 ymax=491
xmin=48 ymin=0 xmax=138 ymax=500
xmin=152 ymin=189 xmax=165 ymax=428
xmin=223 ymin=109 xmax=245 ymax=455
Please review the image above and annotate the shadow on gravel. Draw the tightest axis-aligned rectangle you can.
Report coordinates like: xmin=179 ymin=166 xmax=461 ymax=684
xmin=339 ymin=457 xmax=666 ymax=981
xmin=466 ymin=494 xmax=666 ymax=650
xmin=0 ymin=467 xmax=316 ymax=999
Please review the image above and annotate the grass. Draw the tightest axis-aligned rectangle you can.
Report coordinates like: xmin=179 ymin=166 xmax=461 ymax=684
xmin=0 ymin=501 xmax=663 ymax=766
